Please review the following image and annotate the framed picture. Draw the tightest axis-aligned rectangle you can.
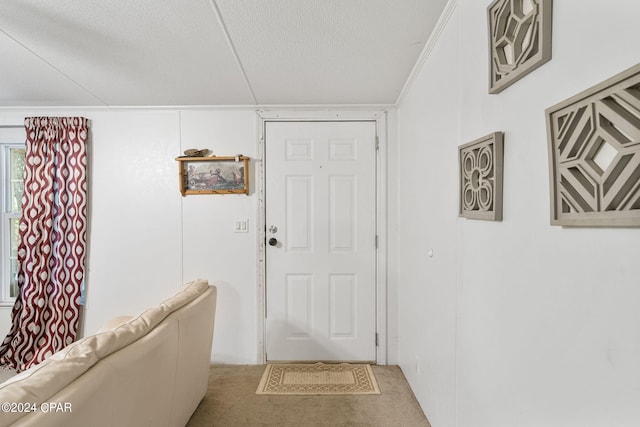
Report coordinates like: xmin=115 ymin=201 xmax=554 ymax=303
xmin=176 ymin=155 xmax=249 ymax=195
xmin=487 ymin=0 xmax=553 ymax=94
xmin=459 ymin=132 xmax=504 ymax=221
xmin=546 ymin=63 xmax=640 ymax=227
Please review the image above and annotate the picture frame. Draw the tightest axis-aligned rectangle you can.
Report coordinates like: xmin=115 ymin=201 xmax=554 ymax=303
xmin=175 ymin=155 xmax=249 ymax=196
xmin=459 ymin=132 xmax=504 ymax=221
xmin=545 ymin=63 xmax=640 ymax=227
xmin=487 ymin=0 xmax=553 ymax=94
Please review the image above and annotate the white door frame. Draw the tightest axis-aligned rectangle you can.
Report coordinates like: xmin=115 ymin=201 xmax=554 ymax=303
xmin=255 ymin=109 xmax=388 ymax=365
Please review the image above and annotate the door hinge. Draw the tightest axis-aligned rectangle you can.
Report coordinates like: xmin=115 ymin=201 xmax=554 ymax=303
xmin=375 ymin=333 xmax=379 ymax=347
xmin=375 ymin=135 xmax=380 ymax=150
xmin=375 ymin=235 xmax=378 ymax=249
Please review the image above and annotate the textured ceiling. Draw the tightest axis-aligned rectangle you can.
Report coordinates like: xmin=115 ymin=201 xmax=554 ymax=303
xmin=0 ymin=0 xmax=449 ymax=107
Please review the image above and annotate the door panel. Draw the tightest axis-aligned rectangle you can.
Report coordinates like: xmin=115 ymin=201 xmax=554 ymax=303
xmin=265 ymin=121 xmax=376 ymax=361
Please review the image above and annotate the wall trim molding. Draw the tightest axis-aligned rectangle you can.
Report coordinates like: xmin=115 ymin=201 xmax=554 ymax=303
xmin=396 ymin=0 xmax=459 ymax=106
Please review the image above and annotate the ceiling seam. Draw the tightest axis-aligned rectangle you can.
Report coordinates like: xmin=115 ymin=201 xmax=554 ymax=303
xmin=209 ymin=0 xmax=258 ymax=105
xmin=0 ymin=28 xmax=108 ymax=106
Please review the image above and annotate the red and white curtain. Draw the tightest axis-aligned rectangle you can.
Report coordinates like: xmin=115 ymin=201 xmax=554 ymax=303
xmin=0 ymin=117 xmax=89 ymax=372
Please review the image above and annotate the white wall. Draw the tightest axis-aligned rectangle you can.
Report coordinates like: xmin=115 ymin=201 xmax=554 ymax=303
xmin=0 ymin=108 xmax=259 ymax=364
xmin=396 ymin=1 xmax=640 ymax=426
xmin=178 ymin=110 xmax=258 ymax=363
xmin=396 ymin=4 xmax=459 ymax=427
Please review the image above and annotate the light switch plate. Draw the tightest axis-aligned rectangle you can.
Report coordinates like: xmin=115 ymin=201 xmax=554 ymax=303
xmin=234 ymin=218 xmax=249 ymax=233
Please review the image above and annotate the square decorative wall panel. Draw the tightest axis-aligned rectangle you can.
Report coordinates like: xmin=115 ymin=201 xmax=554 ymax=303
xmin=488 ymin=0 xmax=553 ymax=94
xmin=459 ymin=132 xmax=504 ymax=221
xmin=546 ymin=63 xmax=640 ymax=227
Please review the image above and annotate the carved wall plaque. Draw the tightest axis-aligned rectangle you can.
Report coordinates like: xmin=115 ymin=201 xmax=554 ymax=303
xmin=488 ymin=0 xmax=553 ymax=94
xmin=459 ymin=132 xmax=504 ymax=221
xmin=546 ymin=63 xmax=640 ymax=227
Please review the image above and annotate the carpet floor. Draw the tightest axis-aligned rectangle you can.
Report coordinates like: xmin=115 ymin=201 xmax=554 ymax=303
xmin=187 ymin=364 xmax=431 ymax=427
xmin=0 ymin=368 xmax=17 ymax=384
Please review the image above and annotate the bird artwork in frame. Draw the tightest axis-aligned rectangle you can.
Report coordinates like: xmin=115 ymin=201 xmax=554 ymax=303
xmin=176 ymin=155 xmax=249 ymax=196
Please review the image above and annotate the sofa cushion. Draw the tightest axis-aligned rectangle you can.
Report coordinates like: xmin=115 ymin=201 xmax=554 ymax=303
xmin=0 ymin=339 xmax=98 ymax=425
xmin=94 ymin=279 xmax=210 ymax=358
xmin=96 ymin=316 xmax=134 ymax=333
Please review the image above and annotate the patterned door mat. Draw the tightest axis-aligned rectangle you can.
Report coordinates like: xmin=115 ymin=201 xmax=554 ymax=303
xmin=256 ymin=362 xmax=380 ymax=395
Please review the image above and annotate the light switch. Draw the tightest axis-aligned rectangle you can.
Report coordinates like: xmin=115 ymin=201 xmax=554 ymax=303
xmin=234 ymin=218 xmax=249 ymax=233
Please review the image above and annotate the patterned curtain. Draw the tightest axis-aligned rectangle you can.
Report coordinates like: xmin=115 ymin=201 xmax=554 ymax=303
xmin=0 ymin=117 xmax=89 ymax=372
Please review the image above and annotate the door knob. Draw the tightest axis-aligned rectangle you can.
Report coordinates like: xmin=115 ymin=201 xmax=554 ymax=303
xmin=268 ymin=237 xmax=278 ymax=246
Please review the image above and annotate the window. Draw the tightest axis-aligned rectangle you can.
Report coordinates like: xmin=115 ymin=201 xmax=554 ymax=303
xmin=1 ymin=128 xmax=26 ymax=304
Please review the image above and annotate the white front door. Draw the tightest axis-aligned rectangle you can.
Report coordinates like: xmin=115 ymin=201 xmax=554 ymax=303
xmin=265 ymin=121 xmax=377 ymax=362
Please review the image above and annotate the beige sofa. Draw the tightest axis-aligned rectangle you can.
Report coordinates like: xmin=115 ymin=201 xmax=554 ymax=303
xmin=0 ymin=279 xmax=217 ymax=427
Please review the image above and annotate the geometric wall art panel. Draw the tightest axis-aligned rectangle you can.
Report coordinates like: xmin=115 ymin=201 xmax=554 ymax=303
xmin=459 ymin=132 xmax=504 ymax=221
xmin=488 ymin=0 xmax=553 ymax=94
xmin=546 ymin=63 xmax=640 ymax=227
